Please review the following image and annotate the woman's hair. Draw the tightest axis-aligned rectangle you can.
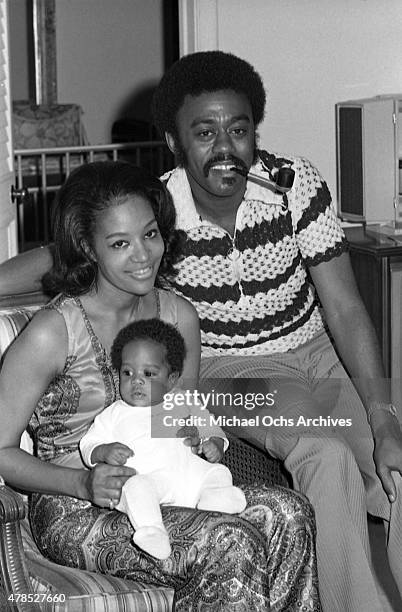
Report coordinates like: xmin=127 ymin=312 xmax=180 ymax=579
xmin=152 ymin=50 xmax=266 ymax=142
xmin=42 ymin=161 xmax=184 ymax=296
xmin=111 ymin=318 xmax=186 ymax=375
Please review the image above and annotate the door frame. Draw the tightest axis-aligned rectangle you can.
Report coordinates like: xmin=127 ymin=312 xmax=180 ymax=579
xmin=178 ymin=0 xmax=219 ymax=56
xmin=0 ymin=0 xmax=17 ymax=263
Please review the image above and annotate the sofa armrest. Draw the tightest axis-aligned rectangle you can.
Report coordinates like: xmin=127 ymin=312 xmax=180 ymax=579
xmin=222 ymin=435 xmax=289 ymax=488
xmin=0 ymin=477 xmax=26 ymax=522
xmin=0 ymin=478 xmax=32 ymax=611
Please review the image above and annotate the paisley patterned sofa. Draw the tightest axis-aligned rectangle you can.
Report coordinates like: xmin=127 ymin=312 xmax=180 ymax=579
xmin=0 ymin=300 xmax=288 ymax=611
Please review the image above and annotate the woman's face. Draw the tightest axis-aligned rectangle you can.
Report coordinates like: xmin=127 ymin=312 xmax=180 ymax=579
xmin=91 ymin=194 xmax=165 ymax=297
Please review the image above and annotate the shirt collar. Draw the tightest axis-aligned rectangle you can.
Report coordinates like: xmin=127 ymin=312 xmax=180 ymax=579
xmin=162 ymin=167 xmax=200 ymax=230
xmin=162 ymin=160 xmax=285 ymax=231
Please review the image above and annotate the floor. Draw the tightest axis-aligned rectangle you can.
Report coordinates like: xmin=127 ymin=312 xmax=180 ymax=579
xmin=369 ymin=516 xmax=402 ymax=611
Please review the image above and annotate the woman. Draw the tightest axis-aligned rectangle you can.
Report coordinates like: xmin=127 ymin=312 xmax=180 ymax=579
xmin=0 ymin=161 xmax=321 ymax=611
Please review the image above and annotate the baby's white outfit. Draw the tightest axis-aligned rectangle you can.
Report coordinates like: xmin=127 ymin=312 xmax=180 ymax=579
xmin=80 ymin=391 xmax=246 ymax=558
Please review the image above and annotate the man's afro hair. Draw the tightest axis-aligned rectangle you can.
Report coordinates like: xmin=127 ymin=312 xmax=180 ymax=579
xmin=152 ymin=50 xmax=266 ymax=140
xmin=111 ymin=318 xmax=186 ymax=376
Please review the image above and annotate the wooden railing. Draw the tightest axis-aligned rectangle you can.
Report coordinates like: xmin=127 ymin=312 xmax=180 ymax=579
xmin=14 ymin=141 xmax=174 ymax=252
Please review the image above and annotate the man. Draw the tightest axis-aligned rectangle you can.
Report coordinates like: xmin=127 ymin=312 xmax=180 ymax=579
xmin=151 ymin=51 xmax=402 ymax=612
xmin=1 ymin=50 xmax=402 ymax=611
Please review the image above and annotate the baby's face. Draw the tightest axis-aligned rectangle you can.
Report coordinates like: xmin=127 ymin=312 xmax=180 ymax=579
xmin=119 ymin=339 xmax=176 ymax=406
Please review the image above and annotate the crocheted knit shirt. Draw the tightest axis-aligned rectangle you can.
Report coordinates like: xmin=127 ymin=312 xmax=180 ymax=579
xmin=163 ymin=150 xmax=348 ymax=357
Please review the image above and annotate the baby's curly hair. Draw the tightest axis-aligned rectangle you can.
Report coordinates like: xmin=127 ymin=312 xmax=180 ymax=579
xmin=111 ymin=318 xmax=186 ymax=376
xmin=152 ymin=50 xmax=266 ymax=142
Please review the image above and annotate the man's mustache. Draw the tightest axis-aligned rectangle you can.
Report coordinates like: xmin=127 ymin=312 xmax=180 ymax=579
xmin=203 ymin=154 xmax=248 ymax=177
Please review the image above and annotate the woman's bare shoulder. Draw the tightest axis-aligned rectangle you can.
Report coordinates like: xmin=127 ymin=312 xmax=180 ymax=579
xmin=9 ymin=307 xmax=68 ymax=368
xmin=175 ymin=293 xmax=199 ymax=321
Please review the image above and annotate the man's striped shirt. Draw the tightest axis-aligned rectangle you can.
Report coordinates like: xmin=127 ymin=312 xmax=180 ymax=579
xmin=163 ymin=150 xmax=348 ymax=357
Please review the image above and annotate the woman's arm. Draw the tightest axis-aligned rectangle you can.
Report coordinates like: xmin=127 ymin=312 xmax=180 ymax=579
xmin=0 ymin=245 xmax=53 ymax=296
xmin=175 ymin=295 xmax=200 ymax=391
xmin=0 ymin=310 xmax=134 ymax=505
xmin=0 ymin=309 xmax=75 ymax=493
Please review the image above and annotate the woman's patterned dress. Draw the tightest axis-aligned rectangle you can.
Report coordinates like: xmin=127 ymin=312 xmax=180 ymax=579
xmin=29 ymin=292 xmax=321 ymax=611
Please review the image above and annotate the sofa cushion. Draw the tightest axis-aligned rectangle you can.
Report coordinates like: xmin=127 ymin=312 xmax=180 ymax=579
xmin=17 ymin=513 xmax=174 ymax=611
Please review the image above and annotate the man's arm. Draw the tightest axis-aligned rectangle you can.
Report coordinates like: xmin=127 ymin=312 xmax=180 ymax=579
xmin=310 ymin=251 xmax=402 ymax=501
xmin=0 ymin=245 xmax=53 ymax=296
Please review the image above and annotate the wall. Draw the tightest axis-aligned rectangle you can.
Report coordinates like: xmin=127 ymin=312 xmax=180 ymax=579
xmin=55 ymin=0 xmax=164 ymax=144
xmin=187 ymin=0 xmax=402 ymax=203
xmin=9 ymin=0 xmax=402 ymax=197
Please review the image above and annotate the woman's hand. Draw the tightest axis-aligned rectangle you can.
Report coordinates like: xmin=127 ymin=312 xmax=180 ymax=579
xmin=80 ymin=462 xmax=136 ymax=509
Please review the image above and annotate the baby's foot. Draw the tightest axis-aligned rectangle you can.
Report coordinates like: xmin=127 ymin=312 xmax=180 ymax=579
xmin=197 ymin=486 xmax=247 ymax=514
xmin=133 ymin=526 xmax=171 ymax=560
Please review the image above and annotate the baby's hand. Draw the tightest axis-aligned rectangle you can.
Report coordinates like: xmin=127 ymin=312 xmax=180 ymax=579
xmin=177 ymin=425 xmax=201 ymax=455
xmin=202 ymin=437 xmax=224 ymax=463
xmin=96 ymin=442 xmax=134 ymax=466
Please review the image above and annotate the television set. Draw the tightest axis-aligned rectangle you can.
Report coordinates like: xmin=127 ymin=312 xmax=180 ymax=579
xmin=336 ymin=95 xmax=402 ymax=232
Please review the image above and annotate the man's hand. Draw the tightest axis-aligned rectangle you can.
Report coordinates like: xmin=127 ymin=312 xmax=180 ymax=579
xmin=91 ymin=442 xmax=134 ymax=466
xmin=176 ymin=425 xmax=201 ymax=454
xmin=371 ymin=413 xmax=402 ymax=503
xmin=202 ymin=437 xmax=224 ymax=463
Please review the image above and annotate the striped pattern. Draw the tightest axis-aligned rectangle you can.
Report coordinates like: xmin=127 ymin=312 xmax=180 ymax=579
xmin=0 ymin=306 xmax=38 ymax=361
xmin=26 ymin=531 xmax=174 ymax=612
xmin=163 ymin=151 xmax=348 ymax=357
xmin=0 ymin=308 xmax=174 ymax=611
xmin=26 ymin=537 xmax=174 ymax=612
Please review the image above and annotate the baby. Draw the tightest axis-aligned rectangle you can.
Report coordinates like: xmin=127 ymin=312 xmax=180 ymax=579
xmin=80 ymin=318 xmax=246 ymax=560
